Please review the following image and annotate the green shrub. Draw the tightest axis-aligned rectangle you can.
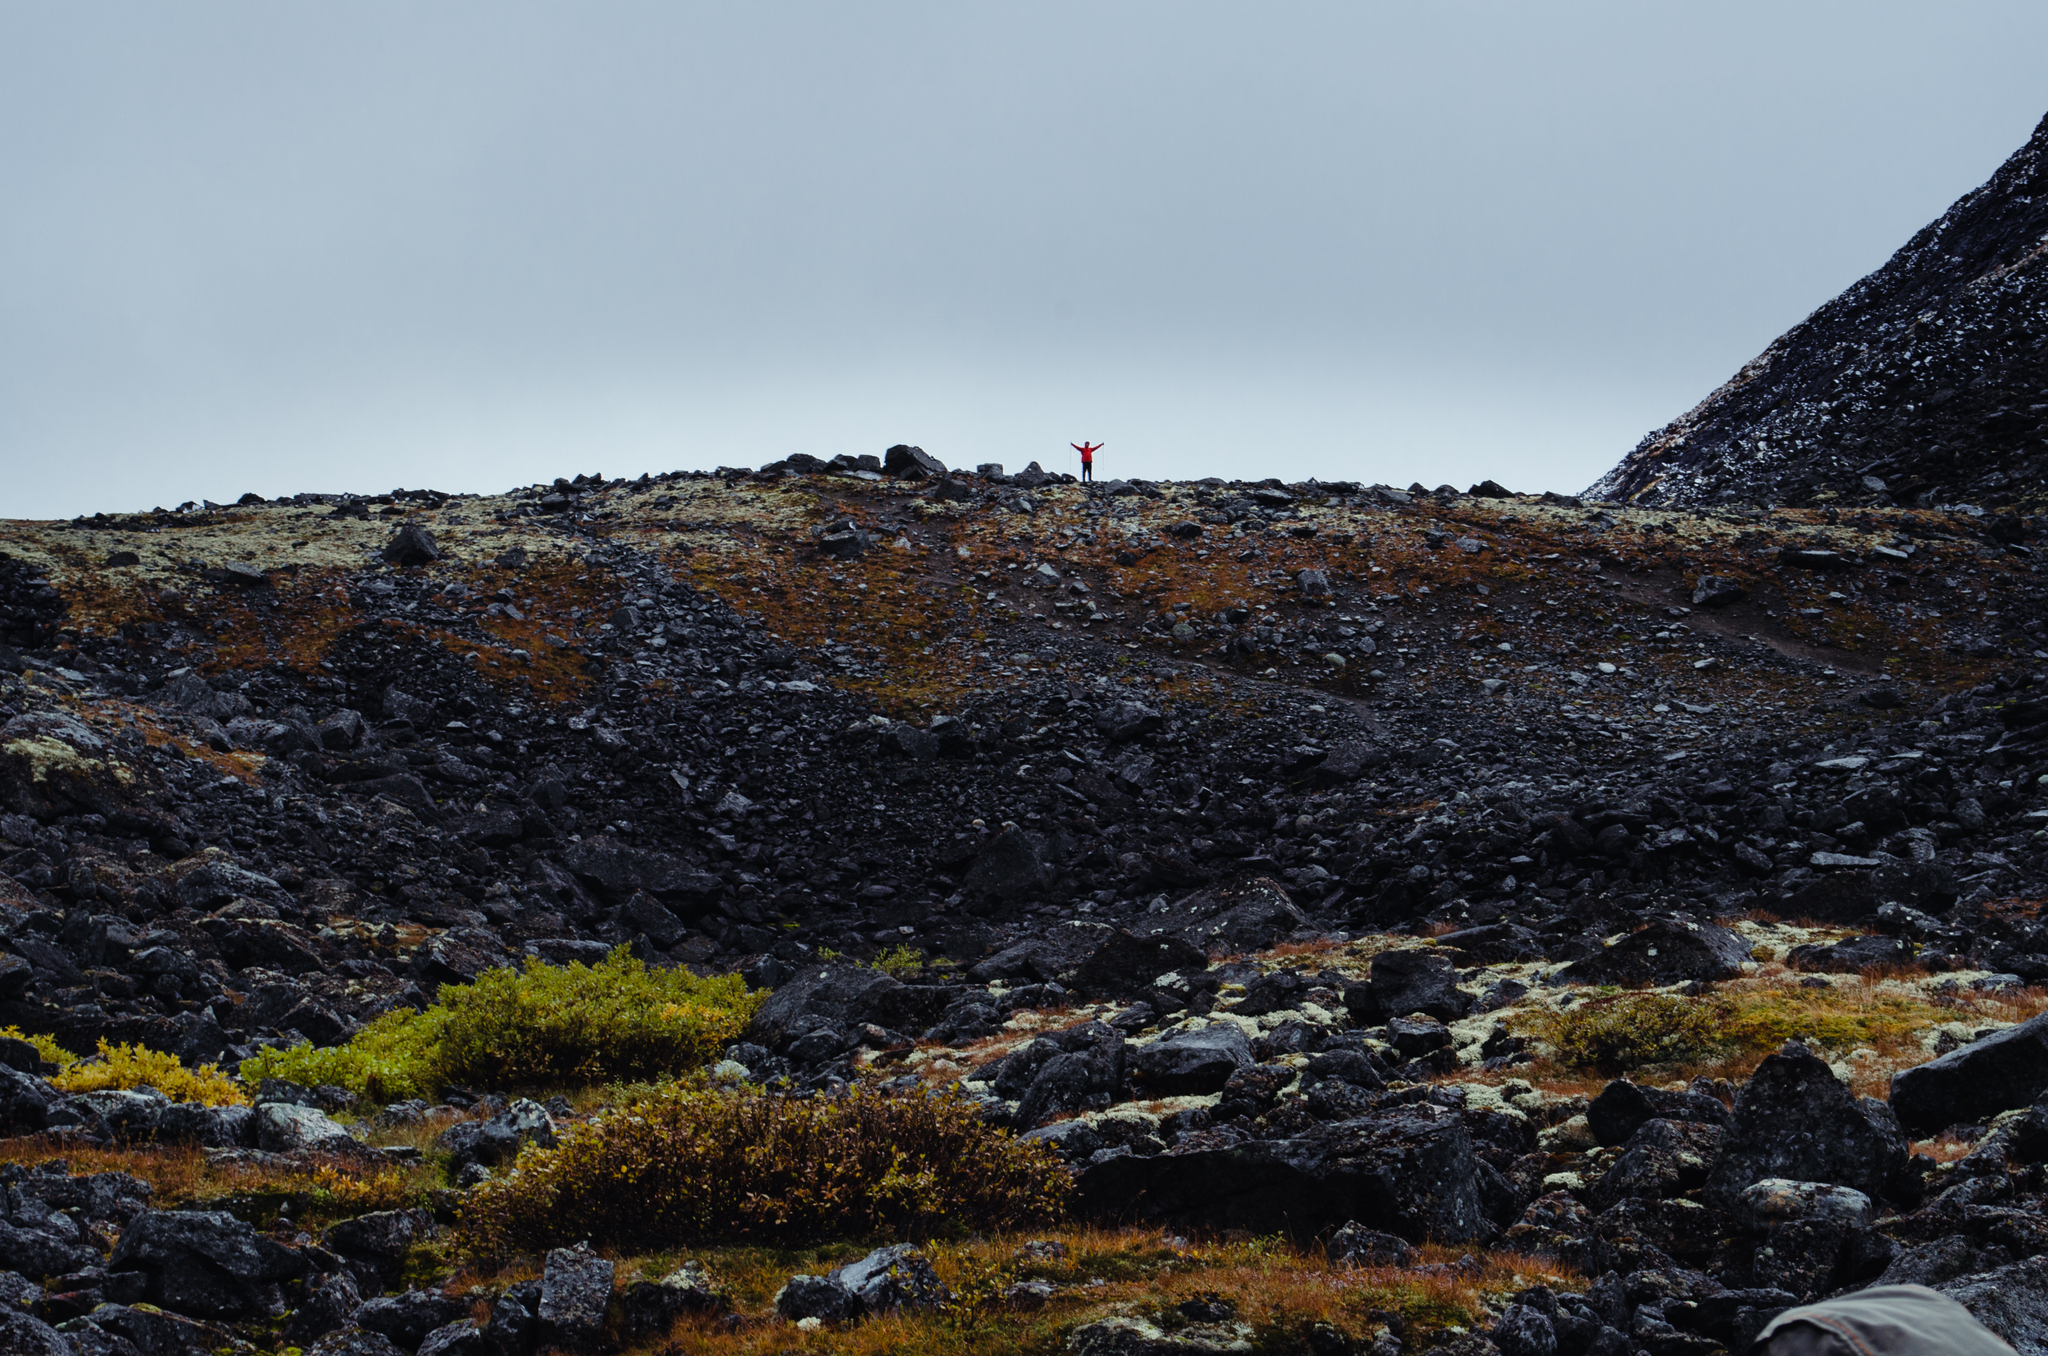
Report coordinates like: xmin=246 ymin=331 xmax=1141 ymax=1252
xmin=241 ymin=1007 xmax=443 ymax=1104
xmin=869 ymin=944 xmax=953 ymax=977
xmin=1528 ymin=993 xmax=1723 ymax=1073
xmin=456 ymin=1083 xmax=1070 ymax=1257
xmin=242 ymin=948 xmax=762 ymax=1102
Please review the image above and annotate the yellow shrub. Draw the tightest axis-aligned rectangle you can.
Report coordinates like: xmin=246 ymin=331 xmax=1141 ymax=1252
xmin=457 ymin=1083 xmax=1069 ymax=1257
xmin=242 ymin=947 xmax=764 ymax=1102
xmin=0 ymin=1025 xmax=80 ymax=1068
xmin=50 ymin=1041 xmax=249 ymax=1107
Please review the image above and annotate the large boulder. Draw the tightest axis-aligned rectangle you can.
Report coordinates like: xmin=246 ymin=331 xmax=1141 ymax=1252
xmin=46 ymin=1088 xmax=170 ymax=1144
xmin=106 ymin=1209 xmax=309 ymax=1319
xmin=967 ymin=921 xmax=1111 ymax=984
xmin=883 ymin=444 xmax=946 ymax=479
xmin=1734 ymin=1179 xmax=1874 ymax=1235
xmin=1788 ymin=934 xmax=1916 ymax=973
xmin=256 ymin=1102 xmax=360 ymax=1155
xmin=1133 ymin=879 xmax=1309 ymax=958
xmin=0 ymin=1217 xmax=104 ymax=1280
xmin=1068 ymin=1315 xmax=1256 ymax=1354
xmin=482 ymin=1282 xmax=539 ymax=1356
xmin=409 ymin=928 xmax=511 ymax=994
xmin=833 ymin=1244 xmax=950 ymax=1315
xmin=356 ymin=1290 xmax=470 ymax=1350
xmin=1327 ymin=1222 xmax=1416 ymax=1267
xmin=1503 ymin=1191 xmax=1614 ymax=1275
xmin=1129 ymin=1023 xmax=1251 ymax=1096
xmin=961 ymin=827 xmax=1049 ymax=899
xmin=1078 ymin=1106 xmax=1490 ymax=1243
xmin=1312 ymin=740 xmax=1389 ymax=784
xmin=619 ymin=892 xmax=687 ymax=949
xmin=380 ymin=523 xmax=441 ymax=566
xmin=1346 ymin=947 xmax=1475 ymax=1024
xmin=1586 ymin=1078 xmax=1730 ymax=1147
xmin=0 ymin=710 xmax=165 ymax=821
xmin=1940 ymin=1255 xmax=2048 ymax=1356
xmin=616 ymin=1262 xmax=731 ymax=1338
xmin=162 ymin=848 xmax=284 ymax=909
xmin=14 ymin=1167 xmax=153 ymax=1221
xmin=775 ymin=1272 xmax=861 ymax=1324
xmin=325 ymin=1209 xmax=435 ymax=1291
xmin=306 ymin=1331 xmax=411 ymax=1356
xmin=1559 ymin=918 xmax=1752 ymax=986
xmin=1010 ymin=1023 xmax=1128 ymax=1129
xmin=159 ymin=1100 xmax=256 ymax=1148
xmin=1093 ymin=702 xmax=1163 ymax=742
xmin=197 ymin=917 xmax=327 ymax=975
xmin=2 ymin=1308 xmax=78 ymax=1356
xmin=1071 ymin=929 xmax=1209 ymax=1001
xmin=285 ymin=1267 xmax=367 ymax=1345
xmin=1586 ymin=1118 xmax=1723 ymax=1213
xmin=1592 ymin=1195 xmax=1729 ymax=1270
xmin=1889 ymin=1008 xmax=2048 ymax=1134
xmin=1702 ymin=1043 xmax=1907 ymax=1209
xmin=0 ymin=1063 xmax=54 ymax=1134
xmin=416 ymin=1320 xmax=487 ymax=1356
xmin=744 ymin=963 xmax=940 ymax=1053
xmin=68 ymin=1305 xmax=236 ymax=1356
xmin=556 ymin=835 xmax=720 ymax=903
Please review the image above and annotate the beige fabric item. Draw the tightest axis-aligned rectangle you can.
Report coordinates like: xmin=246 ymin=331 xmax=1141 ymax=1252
xmin=1753 ymin=1284 xmax=2017 ymax=1356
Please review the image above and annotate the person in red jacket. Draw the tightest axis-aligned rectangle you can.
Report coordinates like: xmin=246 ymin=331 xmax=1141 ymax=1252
xmin=1072 ymin=442 xmax=1101 ymax=483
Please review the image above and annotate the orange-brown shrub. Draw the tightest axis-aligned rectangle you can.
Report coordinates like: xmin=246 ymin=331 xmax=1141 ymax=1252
xmin=456 ymin=1084 xmax=1069 ymax=1257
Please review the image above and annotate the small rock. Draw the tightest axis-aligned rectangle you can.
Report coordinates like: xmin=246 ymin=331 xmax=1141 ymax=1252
xmin=1328 ymin=1222 xmax=1416 ymax=1267
xmin=775 ymin=1273 xmax=859 ymax=1324
xmin=833 ymin=1244 xmax=950 ymax=1315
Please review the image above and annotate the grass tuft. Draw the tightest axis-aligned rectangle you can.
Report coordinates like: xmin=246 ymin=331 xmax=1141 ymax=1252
xmin=0 ymin=1137 xmax=435 ymax=1230
xmin=1522 ymin=977 xmax=2048 ymax=1087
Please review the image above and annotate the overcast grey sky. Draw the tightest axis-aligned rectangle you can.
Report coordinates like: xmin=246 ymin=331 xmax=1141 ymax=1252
xmin=4 ymin=3 xmax=2046 ymax=517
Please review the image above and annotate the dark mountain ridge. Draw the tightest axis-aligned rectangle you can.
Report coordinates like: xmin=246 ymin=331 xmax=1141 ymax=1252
xmin=1591 ymin=111 xmax=2048 ymax=510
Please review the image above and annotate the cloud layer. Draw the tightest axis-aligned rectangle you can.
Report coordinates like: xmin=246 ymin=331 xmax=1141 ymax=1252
xmin=5 ymin=2 xmax=2046 ymax=514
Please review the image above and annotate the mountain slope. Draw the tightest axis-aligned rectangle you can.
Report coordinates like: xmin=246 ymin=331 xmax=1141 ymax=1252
xmin=1591 ymin=111 xmax=2048 ymax=509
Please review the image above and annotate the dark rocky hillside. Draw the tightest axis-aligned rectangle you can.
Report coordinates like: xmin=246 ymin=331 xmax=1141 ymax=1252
xmin=7 ymin=451 xmax=2048 ymax=1353
xmin=1591 ymin=111 xmax=2048 ymax=511
xmin=0 ymin=461 xmax=2041 ymax=1063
